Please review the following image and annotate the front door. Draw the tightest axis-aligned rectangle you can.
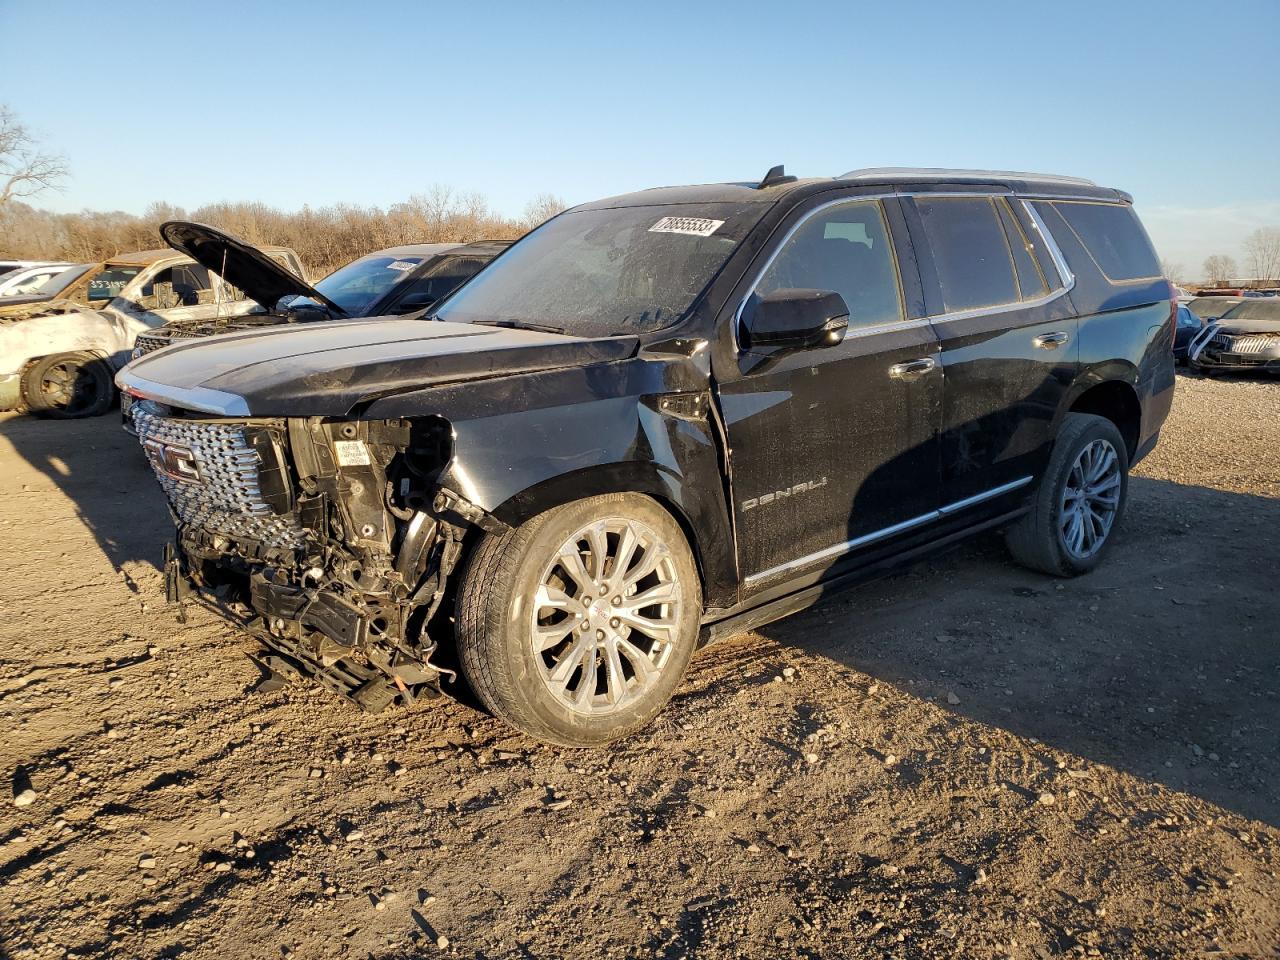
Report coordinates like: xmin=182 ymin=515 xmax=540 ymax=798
xmin=716 ymin=197 xmax=942 ymax=595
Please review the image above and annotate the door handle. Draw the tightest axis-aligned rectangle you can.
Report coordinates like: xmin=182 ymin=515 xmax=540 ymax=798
xmin=888 ymin=357 xmax=937 ymax=381
xmin=1033 ymin=331 xmax=1070 ymax=349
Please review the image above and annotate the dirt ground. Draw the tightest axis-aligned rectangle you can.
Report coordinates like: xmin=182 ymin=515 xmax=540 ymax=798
xmin=1 ymin=371 xmax=1277 ymax=960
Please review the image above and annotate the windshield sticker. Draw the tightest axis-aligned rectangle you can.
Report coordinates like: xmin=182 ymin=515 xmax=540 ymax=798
xmin=385 ymin=260 xmax=417 ymax=272
xmin=649 ymin=216 xmax=725 ymax=237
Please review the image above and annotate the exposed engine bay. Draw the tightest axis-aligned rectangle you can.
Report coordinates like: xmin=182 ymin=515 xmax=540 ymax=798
xmin=131 ymin=400 xmax=497 ymax=711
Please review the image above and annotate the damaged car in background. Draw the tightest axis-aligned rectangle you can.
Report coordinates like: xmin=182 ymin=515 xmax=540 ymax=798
xmin=118 ymin=166 xmax=1174 ymax=747
xmin=131 ymin=228 xmax=510 ymax=358
xmin=0 ymin=240 xmax=304 ymax=418
xmin=1188 ymin=299 xmax=1280 ymax=375
xmin=123 ymin=224 xmax=509 ymax=426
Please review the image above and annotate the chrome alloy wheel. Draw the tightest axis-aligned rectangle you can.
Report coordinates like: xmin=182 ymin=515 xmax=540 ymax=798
xmin=1059 ymin=438 xmax=1121 ymax=560
xmin=530 ymin=517 xmax=683 ymax=715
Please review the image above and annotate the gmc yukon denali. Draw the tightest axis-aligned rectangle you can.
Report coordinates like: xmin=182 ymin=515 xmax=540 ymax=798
xmin=118 ymin=166 xmax=1175 ymax=747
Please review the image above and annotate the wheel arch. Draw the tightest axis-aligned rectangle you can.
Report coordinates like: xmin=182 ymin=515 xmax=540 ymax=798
xmin=1065 ymin=377 xmax=1142 ymax=459
xmin=484 ymin=459 xmax=739 ymax=610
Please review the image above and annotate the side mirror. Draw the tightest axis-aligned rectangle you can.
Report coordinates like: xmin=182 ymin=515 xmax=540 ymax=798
xmin=742 ymin=288 xmax=849 ymax=350
xmin=391 ymin=292 xmax=436 ymax=314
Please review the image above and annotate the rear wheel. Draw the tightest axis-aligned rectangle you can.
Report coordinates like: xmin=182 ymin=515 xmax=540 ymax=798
xmin=21 ymin=352 xmax=114 ymax=419
xmin=1005 ymin=413 xmax=1129 ymax=577
xmin=456 ymin=494 xmax=700 ymax=746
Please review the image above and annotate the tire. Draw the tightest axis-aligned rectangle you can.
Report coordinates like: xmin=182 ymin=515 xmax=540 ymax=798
xmin=456 ymin=493 xmax=701 ymax=747
xmin=1005 ymin=413 xmax=1129 ymax=577
xmin=21 ymin=352 xmax=115 ymax=419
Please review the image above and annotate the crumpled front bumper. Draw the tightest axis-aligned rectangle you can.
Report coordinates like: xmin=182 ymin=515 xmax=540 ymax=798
xmin=1188 ymin=323 xmax=1280 ymax=373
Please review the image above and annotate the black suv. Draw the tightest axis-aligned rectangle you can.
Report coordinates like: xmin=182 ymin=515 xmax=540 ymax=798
xmin=118 ymin=167 xmax=1175 ymax=747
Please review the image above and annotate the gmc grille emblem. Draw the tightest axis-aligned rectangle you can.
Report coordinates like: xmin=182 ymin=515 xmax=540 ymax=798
xmin=142 ymin=439 xmax=201 ymax=483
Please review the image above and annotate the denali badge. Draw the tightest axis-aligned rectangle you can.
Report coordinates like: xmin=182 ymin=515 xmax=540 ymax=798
xmin=142 ymin=439 xmax=201 ymax=483
xmin=742 ymin=477 xmax=828 ymax=512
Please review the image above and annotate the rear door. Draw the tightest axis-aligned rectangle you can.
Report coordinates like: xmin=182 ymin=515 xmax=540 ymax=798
xmin=905 ymin=194 xmax=1079 ymax=506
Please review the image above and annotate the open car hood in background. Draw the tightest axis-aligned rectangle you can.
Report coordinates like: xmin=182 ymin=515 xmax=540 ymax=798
xmin=159 ymin=221 xmax=345 ymax=316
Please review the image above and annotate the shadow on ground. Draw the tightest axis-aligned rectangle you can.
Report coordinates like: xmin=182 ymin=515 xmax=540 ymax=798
xmin=752 ymin=474 xmax=1279 ymax=826
xmin=0 ymin=410 xmax=167 ymax=590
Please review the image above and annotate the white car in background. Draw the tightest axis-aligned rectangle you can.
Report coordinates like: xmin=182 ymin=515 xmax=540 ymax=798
xmin=0 ymin=243 xmax=305 ymax=419
xmin=0 ymin=262 xmax=74 ymax=297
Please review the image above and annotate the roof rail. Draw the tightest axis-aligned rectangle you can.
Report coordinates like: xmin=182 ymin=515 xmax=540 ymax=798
xmin=837 ymin=167 xmax=1098 ymax=187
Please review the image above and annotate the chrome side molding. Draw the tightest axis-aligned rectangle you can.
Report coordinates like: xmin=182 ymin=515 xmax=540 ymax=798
xmin=744 ymin=475 xmax=1034 ymax=585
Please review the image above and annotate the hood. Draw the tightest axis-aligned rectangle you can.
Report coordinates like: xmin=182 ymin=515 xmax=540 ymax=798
xmin=1214 ymin=317 xmax=1280 ymax=335
xmin=159 ymin=221 xmax=343 ymax=316
xmin=116 ymin=316 xmax=638 ymax=417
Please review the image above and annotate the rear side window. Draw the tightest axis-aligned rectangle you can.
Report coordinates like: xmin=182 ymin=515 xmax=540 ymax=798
xmin=913 ymin=197 xmax=1019 ymax=312
xmin=1042 ymin=201 xmax=1160 ymax=282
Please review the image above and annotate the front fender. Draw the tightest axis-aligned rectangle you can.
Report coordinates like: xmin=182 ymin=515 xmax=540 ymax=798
xmin=363 ymin=350 xmax=739 ymax=608
xmin=0 ymin=309 xmax=131 ymax=376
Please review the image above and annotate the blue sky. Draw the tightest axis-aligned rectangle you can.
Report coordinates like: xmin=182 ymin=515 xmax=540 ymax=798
xmin=2 ymin=0 xmax=1277 ymax=273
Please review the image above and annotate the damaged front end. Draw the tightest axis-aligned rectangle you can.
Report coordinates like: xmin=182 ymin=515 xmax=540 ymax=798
xmin=1188 ymin=322 xmax=1280 ymax=373
xmin=132 ymin=400 xmax=496 ymax=711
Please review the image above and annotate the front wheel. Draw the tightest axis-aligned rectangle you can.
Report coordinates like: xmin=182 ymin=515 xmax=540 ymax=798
xmin=21 ymin=352 xmax=115 ymax=419
xmin=1005 ymin=413 xmax=1129 ymax=577
xmin=455 ymin=494 xmax=701 ymax=747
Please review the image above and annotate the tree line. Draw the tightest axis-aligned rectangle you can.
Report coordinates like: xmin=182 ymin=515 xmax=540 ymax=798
xmin=1164 ymin=227 xmax=1280 ymax=287
xmin=0 ymin=189 xmax=565 ymax=278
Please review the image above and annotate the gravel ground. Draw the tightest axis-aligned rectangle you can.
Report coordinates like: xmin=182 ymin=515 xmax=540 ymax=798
xmin=1 ymin=370 xmax=1277 ymax=960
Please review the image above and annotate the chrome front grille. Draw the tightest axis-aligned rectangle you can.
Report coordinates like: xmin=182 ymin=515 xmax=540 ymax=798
xmin=132 ymin=406 xmax=306 ymax=552
xmin=1227 ymin=334 xmax=1275 ymax=355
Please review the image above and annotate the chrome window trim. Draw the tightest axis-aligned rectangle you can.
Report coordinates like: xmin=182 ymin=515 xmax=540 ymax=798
xmin=114 ymin=369 xmax=250 ymax=417
xmin=743 ymin=475 xmax=1033 ymax=585
xmin=732 ymin=191 xmax=1079 ymax=353
xmin=1020 ymin=198 xmax=1076 ymax=291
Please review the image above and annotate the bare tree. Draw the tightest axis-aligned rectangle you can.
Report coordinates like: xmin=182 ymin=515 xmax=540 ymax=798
xmin=0 ymin=105 xmax=68 ymax=205
xmin=1203 ymin=254 xmax=1238 ymax=284
xmin=522 ymin=193 xmax=567 ymax=229
xmin=1243 ymin=227 xmax=1280 ymax=282
xmin=1159 ymin=259 xmax=1184 ymax=284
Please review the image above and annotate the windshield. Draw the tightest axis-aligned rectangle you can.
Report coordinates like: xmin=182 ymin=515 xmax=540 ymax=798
xmin=433 ymin=203 xmax=763 ymax=336
xmin=1188 ymin=297 xmax=1237 ymax=318
xmin=297 ymin=253 xmax=427 ymax=315
xmin=1220 ymin=300 xmax=1280 ymax=322
xmin=88 ymin=265 xmax=143 ymax=301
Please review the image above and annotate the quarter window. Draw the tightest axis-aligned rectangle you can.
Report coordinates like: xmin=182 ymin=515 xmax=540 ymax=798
xmin=914 ymin=197 xmax=1020 ymax=312
xmin=749 ymin=199 xmax=903 ymax=330
xmin=1045 ymin=201 xmax=1161 ymax=282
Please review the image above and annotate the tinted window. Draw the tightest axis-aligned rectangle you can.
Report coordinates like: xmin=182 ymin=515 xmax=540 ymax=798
xmin=749 ymin=199 xmax=903 ymax=329
xmin=914 ymin=197 xmax=1019 ymax=312
xmin=995 ymin=199 xmax=1048 ymax=299
xmin=1047 ymin=201 xmax=1160 ymax=282
xmin=435 ymin=203 xmax=764 ymax=336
